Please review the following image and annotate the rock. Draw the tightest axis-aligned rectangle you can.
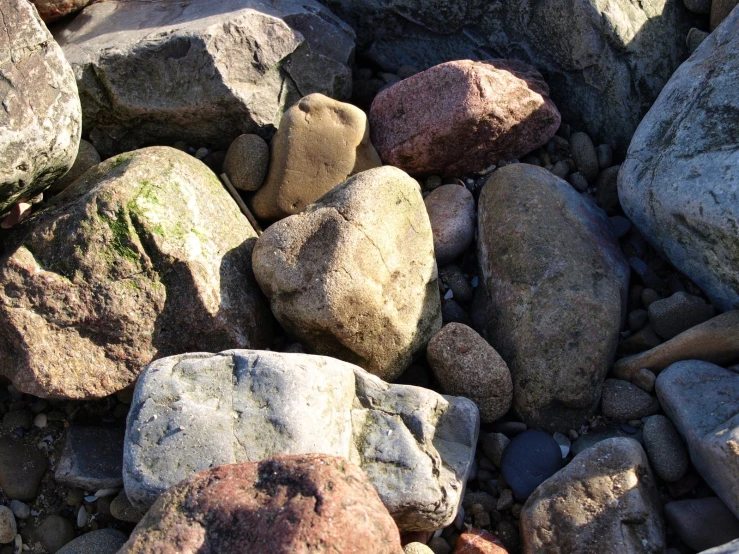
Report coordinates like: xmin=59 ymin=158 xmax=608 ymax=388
xmin=601 ymin=379 xmax=659 ymax=422
xmin=29 ymin=0 xmax=92 ymax=22
xmin=569 ymin=132 xmax=598 ymax=183
xmin=628 ymin=309 xmax=649 ymax=332
xmin=109 ymin=490 xmax=144 ymax=524
xmin=614 ymin=311 xmax=739 ymax=380
xmin=323 ymin=0 xmax=690 ymax=155
xmin=0 ymin=437 xmax=48 ymax=501
xmin=463 ymin=492 xmax=496 ymax=514
xmin=683 ymin=0 xmax=711 ymax=14
xmin=454 ymin=529 xmax=508 ymax=553
xmin=47 ymin=140 xmax=101 ymax=195
xmin=424 ymin=185 xmax=475 ymax=266
xmin=35 ymin=515 xmax=75 ymax=554
xmin=1 ymin=410 xmax=32 ymax=431
xmin=596 ymin=144 xmax=614 ymax=169
xmin=609 ymin=215 xmax=632 ymax=238
xmin=222 ymin=134 xmax=269 ymax=193
xmin=665 ymin=498 xmax=739 ymax=551
xmin=520 ymin=438 xmax=664 ymax=553
xmin=568 ymin=172 xmax=588 ymax=193
xmin=428 ymin=537 xmax=452 ymax=554
xmin=56 ymin=529 xmax=128 ymax=554
xmin=641 ymin=288 xmax=662 ymax=308
xmin=648 ymin=292 xmax=715 ymax=340
xmin=617 ymin=325 xmax=662 ymax=356
xmin=0 ymin=506 xmax=15 ymax=544
xmin=618 ymin=8 xmax=739 ymax=311
xmin=656 ymin=361 xmax=739 ymax=518
xmin=633 ymin=368 xmax=657 ymax=392
xmin=250 ymin=94 xmax=381 ymax=221
xmin=55 ymin=426 xmax=124 ymax=490
xmin=120 ymin=455 xmax=403 ymax=553
xmin=8 ymin=501 xmax=29 ymax=521
xmin=0 ymin=0 xmax=82 ymax=214
xmin=478 ymin=164 xmax=629 ymax=432
xmin=702 ymin=539 xmax=739 ymax=553
xmin=500 ymin=430 xmax=563 ymax=502
xmin=405 ymin=543 xmax=434 ymax=554
xmin=0 ymin=147 xmax=272 ymax=399
xmin=55 ymin=0 xmax=355 ymax=158
xmin=439 ymin=266 xmax=473 ymax=304
xmin=571 ymin=425 xmax=644 ymax=457
xmin=480 ymin=433 xmax=509 ymax=468
xmin=252 ymin=166 xmax=440 ymax=381
xmin=687 ymin=27 xmax=710 ymax=53
xmin=642 ymin=415 xmax=689 ymax=482
xmin=427 ymin=323 xmax=513 ymax=423
xmin=711 ymin=0 xmax=739 ymax=29
xmin=369 ymin=59 xmax=560 ymax=176
xmin=496 ymin=489 xmax=514 ymax=511
xmin=441 ymin=300 xmax=470 ymax=326
xmin=550 ymin=160 xmax=570 ymax=179
xmin=595 ymin=165 xmax=621 ymax=212
xmin=123 ymin=350 xmax=479 ymax=531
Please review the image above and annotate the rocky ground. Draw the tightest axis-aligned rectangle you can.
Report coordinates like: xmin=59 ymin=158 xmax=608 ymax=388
xmin=0 ymin=0 xmax=738 ymax=553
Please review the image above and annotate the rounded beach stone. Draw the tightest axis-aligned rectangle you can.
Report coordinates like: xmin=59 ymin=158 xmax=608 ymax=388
xmin=647 ymin=291 xmax=715 ymax=340
xmin=500 ymin=430 xmax=563 ymax=502
xmin=222 ymin=134 xmax=269 ymax=192
xmin=56 ymin=529 xmax=128 ymax=554
xmin=601 ymin=379 xmax=659 ymax=421
xmin=0 ymin=437 xmax=48 ymax=501
xmin=404 ymin=543 xmax=434 ymax=554
xmin=35 ymin=515 xmax=75 ymax=554
xmin=427 ymin=323 xmax=513 ymax=423
xmin=0 ymin=506 xmax=16 ymax=544
xmin=424 ymin=185 xmax=475 ymax=266
xmin=569 ymin=132 xmax=599 ymax=183
xmin=642 ymin=415 xmax=689 ymax=482
xmin=665 ymin=497 xmax=739 ymax=551
xmin=453 ymin=529 xmax=508 ymax=553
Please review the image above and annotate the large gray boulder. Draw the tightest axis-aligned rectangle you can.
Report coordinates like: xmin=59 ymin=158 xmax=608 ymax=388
xmin=656 ymin=360 xmax=739 ymax=519
xmin=322 ymin=0 xmax=691 ymax=153
xmin=618 ymin=8 xmax=739 ymax=311
xmin=252 ymin=166 xmax=441 ymax=382
xmin=123 ymin=350 xmax=480 ymax=532
xmin=0 ymin=147 xmax=272 ymax=399
xmin=54 ymin=0 xmax=355 ymax=157
xmin=478 ymin=164 xmax=629 ymax=432
xmin=0 ymin=0 xmax=82 ymax=215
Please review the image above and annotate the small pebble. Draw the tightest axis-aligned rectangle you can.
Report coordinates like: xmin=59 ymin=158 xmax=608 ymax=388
xmin=687 ymin=27 xmax=709 ymax=53
xmin=552 ymin=432 xmax=571 ymax=458
xmin=609 ymin=215 xmax=631 ymax=238
xmin=76 ymin=506 xmax=88 ymax=528
xmin=462 ymin=492 xmax=497 ymax=514
xmin=473 ymin=511 xmax=491 ymax=528
xmin=550 ymin=160 xmax=570 ymax=179
xmin=601 ymin=379 xmax=660 ymax=421
xmin=194 ymin=147 xmax=209 ymax=160
xmin=1 ymin=411 xmax=32 ymax=431
xmin=428 ymin=536 xmax=452 ymax=554
xmin=441 ymin=300 xmax=471 ymax=325
xmin=643 ymin=415 xmax=689 ymax=482
xmin=628 ymin=309 xmax=648 ymax=332
xmin=596 ymin=144 xmax=613 ymax=168
xmin=569 ymin=132 xmax=599 ymax=183
xmin=425 ymin=175 xmax=443 ymax=191
xmin=568 ymin=172 xmax=588 ymax=192
xmin=632 ymin=368 xmax=656 ymax=393
xmin=480 ymin=433 xmax=509 ymax=468
xmin=627 ymin=420 xmax=643 ymax=428
xmin=33 ymin=413 xmax=47 ymax=428
xmin=8 ymin=501 xmax=29 ymax=521
xmin=493 ymin=421 xmax=527 ymax=437
xmin=497 ymin=489 xmax=514 ymax=511
xmin=500 ymin=430 xmax=563 ymax=501
xmin=404 ymin=542 xmax=434 ymax=554
xmin=648 ymin=291 xmax=715 ymax=340
xmin=34 ymin=514 xmax=75 ymax=554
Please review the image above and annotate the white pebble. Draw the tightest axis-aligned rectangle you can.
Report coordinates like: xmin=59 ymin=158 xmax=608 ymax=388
xmin=84 ymin=495 xmax=98 ymax=503
xmin=14 ymin=533 xmax=22 ymax=553
xmin=94 ymin=488 xmax=121 ymax=498
xmin=33 ymin=413 xmax=47 ymax=428
xmin=76 ymin=506 xmax=88 ymax=528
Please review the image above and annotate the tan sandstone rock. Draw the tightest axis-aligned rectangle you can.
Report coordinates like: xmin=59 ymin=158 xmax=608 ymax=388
xmin=250 ymin=93 xmax=382 ymax=221
xmin=252 ymin=166 xmax=441 ymax=381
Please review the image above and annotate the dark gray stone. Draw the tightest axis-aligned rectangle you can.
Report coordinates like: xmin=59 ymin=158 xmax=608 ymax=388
xmin=570 ymin=132 xmax=599 ymax=183
xmin=601 ymin=379 xmax=659 ymax=422
xmin=648 ymin=292 xmax=716 ymax=340
xmin=35 ymin=515 xmax=75 ymax=554
xmin=439 ymin=265 xmax=473 ymax=304
xmin=56 ymin=529 xmax=128 ymax=554
xmin=665 ymin=498 xmax=739 ymax=552
xmin=642 ymin=415 xmax=689 ymax=482
xmin=500 ymin=430 xmax=563 ymax=502
xmin=596 ymin=144 xmax=614 ymax=169
xmin=55 ymin=426 xmax=124 ymax=490
xmin=571 ymin=425 xmax=644 ymax=457
xmin=0 ymin=437 xmax=48 ymax=501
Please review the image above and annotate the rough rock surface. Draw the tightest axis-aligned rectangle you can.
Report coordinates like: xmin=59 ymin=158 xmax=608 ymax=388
xmin=454 ymin=529 xmax=508 ymax=553
xmin=0 ymin=437 xmax=48 ymax=501
xmin=618 ymin=9 xmax=739 ymax=311
xmin=656 ymin=360 xmax=739 ymax=518
xmin=125 ymin=455 xmax=405 ymax=554
xmin=613 ymin=311 xmax=739 ymax=380
xmin=251 ymin=94 xmax=381 ymax=221
xmin=48 ymin=140 xmax=101 ymax=195
xmin=478 ymin=164 xmax=629 ymax=432
xmin=0 ymin=147 xmax=272 ymax=399
xmin=30 ymin=0 xmax=92 ymax=23
xmin=665 ymin=498 xmax=739 ymax=552
xmin=252 ymin=166 xmax=441 ymax=381
xmin=55 ymin=426 xmax=124 ymax=490
xmin=54 ymin=0 xmax=355 ymax=157
xmin=426 ymin=323 xmax=512 ymax=423
xmin=369 ymin=59 xmax=560 ymax=176
xmin=56 ymin=529 xmax=128 ymax=554
xmin=323 ymin=0 xmax=690 ymax=154
xmin=0 ymin=0 xmax=82 ymax=214
xmin=520 ymin=438 xmax=664 ymax=553
xmin=222 ymin=134 xmax=269 ymax=192
xmin=642 ymin=415 xmax=689 ymax=482
xmin=601 ymin=379 xmax=660 ymax=421
xmin=123 ymin=350 xmax=479 ymax=531
xmin=424 ymin=185 xmax=475 ymax=266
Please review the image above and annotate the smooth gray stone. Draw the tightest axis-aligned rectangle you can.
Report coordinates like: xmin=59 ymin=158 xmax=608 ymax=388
xmin=56 ymin=529 xmax=128 ymax=554
xmin=55 ymin=426 xmax=125 ymax=490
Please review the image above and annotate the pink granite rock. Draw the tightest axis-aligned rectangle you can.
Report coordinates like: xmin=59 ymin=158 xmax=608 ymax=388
xmin=119 ymin=454 xmax=404 ymax=554
xmin=369 ymin=59 xmax=560 ymax=176
xmin=31 ymin=0 xmax=93 ymax=23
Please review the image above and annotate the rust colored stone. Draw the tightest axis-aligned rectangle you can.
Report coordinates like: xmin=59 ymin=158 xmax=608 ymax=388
xmin=454 ymin=529 xmax=508 ymax=554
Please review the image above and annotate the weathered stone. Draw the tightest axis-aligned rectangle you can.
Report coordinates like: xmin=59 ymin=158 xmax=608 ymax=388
xmin=0 ymin=437 xmax=48 ymax=501
xmin=55 ymin=0 xmax=355 ymax=157
xmin=405 ymin=543 xmax=434 ymax=554
xmin=369 ymin=59 xmax=560 ymax=176
xmin=35 ymin=515 xmax=75 ymax=554
xmin=251 ymin=94 xmax=381 ymax=221
xmin=480 ymin=433 xmax=509 ymax=468
xmin=252 ymin=166 xmax=440 ymax=381
xmin=123 ymin=350 xmax=479 ymax=531
xmin=55 ymin=426 xmax=124 ymax=490
xmin=613 ymin=311 xmax=739 ymax=381
xmin=0 ymin=0 xmax=82 ymax=214
xmin=323 ymin=0 xmax=691 ymax=155
xmin=618 ymin=8 xmax=739 ymax=311
xmin=702 ymin=539 xmax=739 ymax=553
xmin=520 ymin=438 xmax=664 ymax=553
xmin=656 ymin=361 xmax=739 ymax=518
xmin=569 ymin=132 xmax=598 ymax=184
xmin=0 ymin=506 xmax=16 ymax=544
xmin=648 ymin=291 xmax=715 ymax=340
xmin=222 ymin=134 xmax=269 ymax=193
xmin=711 ymin=0 xmax=739 ymax=29
xmin=454 ymin=529 xmax=508 ymax=554
xmin=601 ymin=379 xmax=659 ymax=422
xmin=427 ymin=323 xmax=513 ymax=423
xmin=683 ymin=0 xmax=711 ymax=15
xmin=665 ymin=498 xmax=739 ymax=552
xmin=121 ymin=456 xmax=404 ymax=553
xmin=642 ymin=415 xmax=689 ymax=482
xmin=478 ymin=164 xmax=629 ymax=432
xmin=110 ymin=490 xmax=144 ymax=524
xmin=570 ymin=425 xmax=644 ymax=457
xmin=425 ymin=185 xmax=475 ymax=266
xmin=56 ymin=529 xmax=128 ymax=554
xmin=47 ymin=140 xmax=100 ymax=195
xmin=30 ymin=0 xmax=92 ymax=22
xmin=0 ymin=147 xmax=272 ymax=399
xmin=500 ymin=430 xmax=563 ymax=502
xmin=687 ymin=27 xmax=710 ymax=53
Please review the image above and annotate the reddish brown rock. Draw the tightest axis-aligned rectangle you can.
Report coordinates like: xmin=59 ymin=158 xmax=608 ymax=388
xmin=30 ymin=0 xmax=93 ymax=22
xmin=119 ymin=454 xmax=404 ymax=554
xmin=369 ymin=59 xmax=560 ymax=176
xmin=454 ymin=530 xmax=508 ymax=554
xmin=711 ymin=0 xmax=739 ymax=29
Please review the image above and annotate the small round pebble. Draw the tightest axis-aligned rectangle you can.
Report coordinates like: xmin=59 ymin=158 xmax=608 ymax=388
xmin=33 ymin=413 xmax=47 ymax=428
xmin=643 ymin=415 xmax=689 ymax=482
xmin=9 ymin=501 xmax=29 ymax=521
xmin=601 ymin=379 xmax=660 ymax=421
xmin=0 ymin=506 xmax=16 ymax=544
xmin=462 ymin=492 xmax=497 ymax=514
xmin=56 ymin=529 xmax=128 ymax=554
xmin=222 ymin=134 xmax=270 ymax=192
xmin=595 ymin=165 xmax=621 ymax=211
xmin=441 ymin=299 xmax=471 ymax=325
xmin=609 ymin=215 xmax=632 ymax=238
xmin=35 ymin=515 xmax=75 ymax=554
xmin=550 ymin=160 xmax=570 ymax=179
xmin=569 ymin=132 xmax=599 ymax=183
xmin=109 ymin=490 xmax=145 ymax=523
xmin=568 ymin=171 xmax=588 ymax=192
xmin=428 ymin=536 xmax=452 ymax=554
xmin=404 ymin=542 xmax=434 ymax=554
xmin=641 ymin=288 xmax=661 ymax=308
xmin=632 ymin=368 xmax=656 ymax=393
xmin=500 ymin=430 xmax=563 ymax=501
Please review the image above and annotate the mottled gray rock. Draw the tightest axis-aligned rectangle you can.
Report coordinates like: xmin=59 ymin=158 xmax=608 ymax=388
xmin=35 ymin=515 xmax=75 ymax=554
xmin=252 ymin=166 xmax=441 ymax=382
xmin=687 ymin=27 xmax=710 ymax=53
xmin=478 ymin=164 xmax=629 ymax=432
xmin=665 ymin=498 xmax=739 ymax=552
xmin=55 ymin=0 xmax=355 ymax=157
xmin=643 ymin=414 xmax=689 ymax=482
xmin=55 ymin=426 xmax=124 ymax=490
xmin=648 ymin=292 xmax=715 ymax=340
xmin=683 ymin=0 xmax=711 ymax=15
xmin=618 ymin=9 xmax=739 ymax=311
xmin=0 ymin=147 xmax=272 ymax=399
xmin=601 ymin=379 xmax=660 ymax=422
xmin=109 ymin=490 xmax=144 ymax=524
xmin=123 ymin=350 xmax=479 ymax=531
xmin=222 ymin=134 xmax=269 ymax=192
xmin=56 ymin=529 xmax=128 ymax=554
xmin=0 ymin=0 xmax=82 ymax=214
xmin=0 ymin=506 xmax=16 ymax=544
xmin=480 ymin=432 xmax=509 ymax=468
xmin=657 ymin=361 xmax=739 ymax=518
xmin=424 ymin=185 xmax=475 ymax=266
xmin=569 ymin=132 xmax=598 ymax=183
xmin=322 ymin=0 xmax=691 ymax=154
xmin=521 ymin=438 xmax=664 ymax=553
